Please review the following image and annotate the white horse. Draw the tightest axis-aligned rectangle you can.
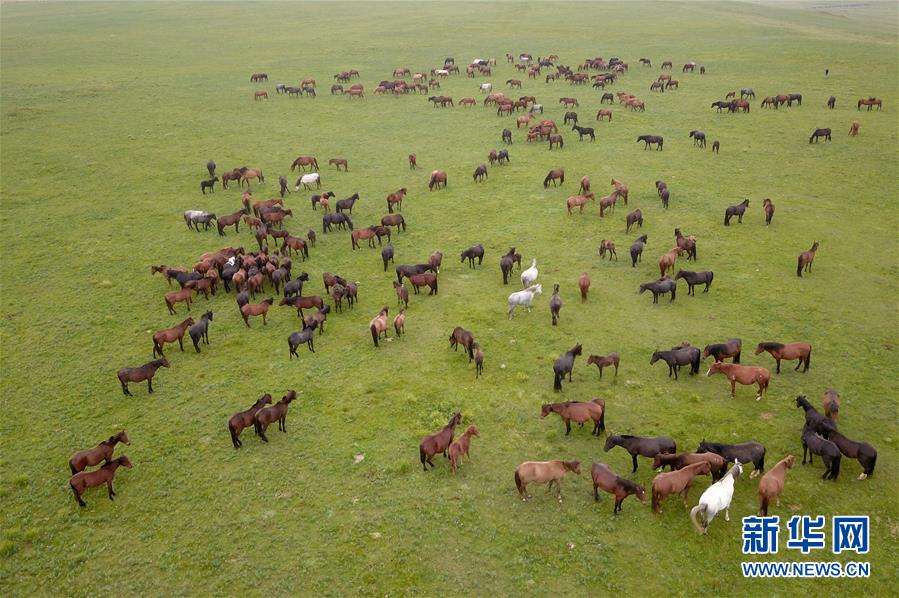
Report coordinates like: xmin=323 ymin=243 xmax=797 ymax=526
xmin=529 ymin=103 xmax=544 ymax=114
xmin=435 ymin=69 xmax=449 ymax=77
xmin=480 ymin=82 xmax=492 ymax=94
xmin=690 ymin=460 xmax=743 ymax=534
xmin=294 ymin=172 xmax=320 ymax=191
xmin=521 ymin=259 xmax=538 ymax=288
xmin=508 ymin=284 xmax=542 ymax=319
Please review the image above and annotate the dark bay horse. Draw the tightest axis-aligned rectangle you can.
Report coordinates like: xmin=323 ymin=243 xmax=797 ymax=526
xmin=702 ymin=338 xmax=741 ymax=363
xmin=795 ymin=395 xmax=836 ymax=437
xmin=650 ymin=347 xmax=700 ymax=379
xmin=460 ymin=244 xmax=485 ymax=268
xmin=604 ymin=435 xmax=676 ymax=473
xmin=449 ymin=326 xmax=476 ymax=360
xmin=69 ymin=455 xmax=133 ymax=507
xmin=254 ymin=390 xmax=297 ymax=442
xmin=827 ymin=430 xmax=877 ymax=480
xmin=541 ymin=399 xmax=605 ymax=435
xmin=674 ymin=270 xmax=713 ymax=295
xmin=801 ymin=424 xmax=841 ymax=480
xmin=724 ymin=199 xmax=749 ymax=225
xmin=696 ymin=439 xmax=766 ymax=477
xmin=591 ymin=462 xmax=646 ymax=514
xmin=420 ymin=413 xmax=462 ymax=470
xmin=228 ymin=394 xmax=272 ymax=448
xmin=629 ymin=234 xmax=647 ymax=267
xmin=636 ymin=135 xmax=663 ymax=150
xmin=755 ymin=342 xmax=811 ymax=373
xmin=552 ymin=343 xmax=582 ymax=392
xmin=809 ymin=128 xmax=831 ymax=143
xmin=797 ymin=241 xmax=818 ymax=277
xmin=117 ymin=358 xmax=169 ymax=395
xmin=69 ymin=431 xmax=130 ymax=474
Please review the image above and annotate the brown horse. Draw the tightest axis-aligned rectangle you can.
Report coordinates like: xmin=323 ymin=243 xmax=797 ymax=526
xmin=579 ymin=175 xmax=591 ymax=194
xmin=152 ymin=318 xmax=194 ymax=357
xmin=598 ymin=240 xmax=617 ymax=261
xmin=408 ymin=273 xmax=438 ymax=295
xmin=386 ymin=188 xmax=407 ymax=213
xmin=117 ymin=357 xmax=169 ymax=396
xmin=658 ymin=246 xmax=683 ymax=277
xmin=254 ymin=90 xmax=268 ymax=101
xmin=849 ymin=121 xmax=860 ymax=136
xmin=69 ymin=431 xmax=130 ymax=474
xmin=69 ymin=455 xmax=133 ymax=507
xmin=164 ymin=287 xmax=195 ymax=314
xmin=762 ymin=198 xmax=775 ymax=225
xmin=754 ymin=342 xmax=811 ymax=373
xmin=428 ymin=170 xmax=447 ymax=191
xmin=823 ymin=389 xmax=840 ymax=421
xmin=857 ymin=97 xmax=882 ymax=110
xmin=757 ymin=455 xmax=794 ymax=515
xmin=797 ymin=241 xmax=819 ymax=277
xmin=448 ymin=425 xmax=480 ymax=475
xmin=351 ymin=227 xmax=377 ymax=250
xmin=449 ymin=326 xmax=476 ymax=360
xmin=596 ymin=109 xmax=612 ymax=121
xmin=241 ymin=298 xmax=274 ymax=327
xmin=515 ymin=460 xmax=581 ymax=502
xmin=591 ymin=462 xmax=646 ymax=514
xmin=408 ymin=153 xmax=417 ymax=169
xmin=706 ymin=362 xmax=770 ymax=400
xmin=240 ymin=168 xmax=264 ymax=187
xmin=393 ymin=281 xmax=409 ymax=308
xmin=652 ymin=452 xmax=727 ymax=481
xmin=329 ymin=158 xmax=348 ymax=171
xmin=252 ymin=198 xmax=283 ymax=216
xmin=254 ymin=390 xmax=297 ymax=442
xmin=369 ymin=306 xmax=390 ymax=347
xmin=291 ymin=156 xmax=319 ymax=172
xmin=578 ymin=272 xmax=590 ymax=302
xmin=566 ymin=192 xmax=594 ymax=214
xmin=586 ymin=353 xmax=619 ymax=379
xmin=702 ymin=338 xmax=742 ymax=363
xmin=651 ymin=461 xmax=711 ymax=513
xmin=393 ymin=308 xmax=405 ymax=336
xmin=473 ymin=342 xmax=484 ymax=378
xmin=228 ymin=394 xmax=272 ymax=448
xmin=543 ymin=168 xmax=564 ymax=187
xmin=541 ymin=399 xmax=605 ymax=436
xmin=280 ymin=295 xmax=324 ymax=319
xmin=420 ymin=412 xmax=462 ymax=470
xmin=598 ymin=189 xmax=620 ymax=217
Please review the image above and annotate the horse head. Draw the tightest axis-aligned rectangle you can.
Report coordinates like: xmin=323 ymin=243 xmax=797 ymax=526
xmin=602 ymin=436 xmax=617 ymax=452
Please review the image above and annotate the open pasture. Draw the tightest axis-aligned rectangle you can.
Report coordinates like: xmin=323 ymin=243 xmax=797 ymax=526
xmin=1 ymin=1 xmax=897 ymax=594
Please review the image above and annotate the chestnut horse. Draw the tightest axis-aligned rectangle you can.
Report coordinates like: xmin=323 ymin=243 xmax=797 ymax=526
xmin=757 ymin=455 xmax=794 ymax=515
xmin=566 ymin=193 xmax=594 ymax=214
xmin=254 ymin=390 xmax=297 ymax=442
xmin=651 ymin=461 xmax=711 ymax=513
xmin=515 ymin=460 xmax=581 ymax=502
xmin=540 ymin=399 xmax=605 ymax=436
xmin=69 ymin=455 xmax=133 ymax=507
xmin=578 ymin=272 xmax=590 ymax=301
xmin=386 ymin=188 xmax=407 ymax=213
xmin=587 ymin=353 xmax=619 ymax=379
xmin=797 ymin=241 xmax=818 ymax=277
xmin=329 ymin=158 xmax=348 ymax=171
xmin=117 ymin=357 xmax=169 ymax=395
xmin=706 ymin=362 xmax=770 ymax=400
xmin=241 ymin=298 xmax=274 ymax=327
xmin=658 ymin=246 xmax=683 ymax=277
xmin=69 ymin=431 xmax=130 ymax=474
xmin=823 ymin=389 xmax=840 ymax=421
xmin=428 ymin=170 xmax=447 ymax=191
xmin=448 ymin=425 xmax=480 ymax=475
xmin=592 ymin=462 xmax=646 ymax=514
xmin=754 ymin=342 xmax=811 ymax=373
xmin=164 ymin=287 xmax=195 ymax=314
xmin=420 ymin=412 xmax=462 ymax=470
xmin=763 ymin=198 xmax=775 ymax=225
xmin=228 ymin=394 xmax=272 ymax=448
xmin=652 ymin=451 xmax=727 ymax=481
xmin=369 ymin=306 xmax=390 ymax=347
xmin=152 ymin=318 xmax=194 ymax=357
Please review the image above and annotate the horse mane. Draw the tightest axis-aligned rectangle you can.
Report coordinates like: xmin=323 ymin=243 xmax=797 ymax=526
xmin=618 ymin=477 xmax=641 ymax=492
xmin=758 ymin=342 xmax=784 ymax=350
xmin=618 ymin=434 xmax=635 ymax=439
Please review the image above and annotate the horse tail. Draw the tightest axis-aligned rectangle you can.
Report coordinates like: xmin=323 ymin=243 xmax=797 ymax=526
xmin=759 ymin=493 xmax=769 ymax=516
xmin=597 ymin=400 xmax=606 ymax=432
xmin=303 ymin=243 xmax=309 ymax=259
xmin=553 ymin=371 xmax=562 ymax=392
xmin=419 ymin=445 xmax=426 ymax=466
xmin=805 ymin=347 xmax=811 ymax=370
xmin=796 ymin=255 xmax=803 ymax=277
xmin=467 ymin=343 xmax=474 ymax=361
xmin=866 ymin=452 xmax=877 ymax=476
xmin=370 ymin=324 xmax=379 ymax=347
xmin=514 ymin=470 xmax=524 ymax=495
xmin=690 ymin=504 xmax=706 ymax=534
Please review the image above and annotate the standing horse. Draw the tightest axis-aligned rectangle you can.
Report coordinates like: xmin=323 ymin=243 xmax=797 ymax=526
xmin=690 ymin=461 xmax=742 ymax=534
xmin=472 ymin=342 xmax=484 ymax=378
xmin=706 ymin=362 xmax=770 ymax=400
xmin=228 ymin=394 xmax=272 ymax=448
xmin=587 ymin=353 xmax=619 ymax=379
xmin=460 ymin=244 xmax=485 ymax=268
xmin=552 ymin=343 xmax=582 ymax=391
xmin=689 ymin=130 xmax=707 ymax=148
xmin=369 ymin=306 xmax=390 ymax=347
xmin=592 ymin=462 xmax=646 ymax=514
xmin=566 ymin=193 xmax=594 ymax=214
xmin=541 ymin=399 xmax=605 ymax=436
xmin=674 ymin=270 xmax=713 ymax=295
xmin=604 ymin=435 xmax=676 ymax=473
xmin=757 ymin=455 xmax=795 ymax=515
xmin=827 ymin=430 xmax=877 ymax=480
xmin=650 ymin=347 xmax=700 ymax=379
xmin=117 ymin=358 xmax=169 ymax=396
xmin=850 ymin=121 xmax=860 ymax=136
xmin=626 ymin=209 xmax=643 ymax=233
xmin=69 ymin=431 xmax=130 ymax=474
xmin=241 ymin=298 xmax=274 ymax=327
xmin=393 ymin=309 xmax=405 ymax=337
xmin=636 ymin=135 xmax=663 ymax=150
xmin=69 ymin=455 xmax=133 ymax=507
xmin=762 ymin=198 xmax=775 ymax=225
xmin=652 ymin=462 xmax=711 ymax=514
xmin=702 ymin=338 xmax=742 ymax=363
xmin=449 ymin=326 xmax=476 ymax=360
xmin=797 ymin=241 xmax=818 ymax=277
xmin=288 ymin=325 xmax=317 ymax=356
xmin=254 ymin=390 xmax=297 ymax=442
xmin=823 ymin=389 xmax=840 ymax=421
xmin=152 ymin=318 xmax=195 ymax=357
xmin=674 ymin=229 xmax=697 ymax=260
xmin=801 ymin=424 xmax=841 ymax=480
xmin=658 ymin=246 xmax=682 ymax=277
xmin=447 ymin=425 xmax=479 ymax=475
xmin=652 ymin=452 xmax=727 ymax=481
xmin=508 ymin=284 xmax=542 ymax=318
xmin=420 ymin=413 xmax=462 ymax=470
xmin=724 ymin=199 xmax=749 ymax=225
xmin=514 ymin=460 xmax=581 ymax=502
xmin=549 ymin=283 xmax=563 ymax=325
xmin=755 ymin=342 xmax=811 ymax=373
xmin=696 ymin=440 xmax=765 ymax=477
xmin=630 ymin=234 xmax=647 ymax=267
xmin=578 ymin=272 xmax=590 ymax=302
xmin=639 ymin=277 xmax=676 ymax=303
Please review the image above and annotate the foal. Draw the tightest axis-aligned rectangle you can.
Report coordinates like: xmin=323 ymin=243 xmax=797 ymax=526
xmin=587 ymin=353 xmax=619 ymax=379
xmin=448 ymin=425 xmax=480 ymax=475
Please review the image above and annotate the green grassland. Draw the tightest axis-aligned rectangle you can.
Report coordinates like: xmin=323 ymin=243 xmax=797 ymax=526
xmin=1 ymin=1 xmax=897 ymax=595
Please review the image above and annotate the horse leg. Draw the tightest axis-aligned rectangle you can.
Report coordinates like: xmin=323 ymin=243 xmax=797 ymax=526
xmin=565 ymin=419 xmax=571 ymax=435
xmin=631 ymin=453 xmax=638 ymax=473
xmin=147 ymin=377 xmax=154 ymax=393
xmin=776 ymin=359 xmax=781 ymax=374
xmin=71 ymin=484 xmax=86 ymax=507
xmin=730 ymin=379 xmax=736 ymax=398
xmin=178 ymin=337 xmax=184 ymax=351
xmin=107 ymin=480 xmax=115 ymax=500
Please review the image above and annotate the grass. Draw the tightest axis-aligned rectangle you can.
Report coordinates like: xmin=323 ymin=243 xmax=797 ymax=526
xmin=1 ymin=1 xmax=897 ymax=595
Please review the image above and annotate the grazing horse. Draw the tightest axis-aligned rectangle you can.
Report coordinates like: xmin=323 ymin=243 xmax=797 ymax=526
xmin=650 ymin=347 xmax=700 ymax=379
xmin=254 ymin=90 xmax=268 ymax=101
xmin=472 ymin=164 xmax=488 ymax=182
xmin=241 ymin=298 xmax=274 ymax=327
xmin=549 ymin=283 xmax=563 ymax=325
xmin=449 ymin=326 xmax=476 ymax=360
xmin=117 ymin=357 xmax=169 ymax=396
xmin=674 ymin=270 xmax=713 ymax=295
xmin=850 ymin=120 xmax=860 ymax=136
xmin=428 ymin=170 xmax=447 ymax=190
xmin=460 ymin=244 xmax=485 ymax=268
xmin=152 ymin=317 xmax=194 ymax=357
xmin=408 ymin=153 xmax=417 ymax=169
xmin=760 ymin=96 xmax=777 ymax=108
xmin=587 ymin=353 xmax=619 ymax=379
xmin=740 ymin=88 xmax=755 ymax=99
xmin=801 ymin=424 xmax=841 ymax=480
xmin=369 ymin=306 xmax=390 ymax=347
xmin=636 ymin=135 xmax=663 ymax=150
xmin=596 ymin=109 xmax=612 ymax=121
xmin=827 ymin=430 xmax=877 ymax=480
xmin=797 ymin=241 xmax=819 ymax=277
xmin=69 ymin=455 xmax=133 ymax=507
xmin=702 ymin=338 xmax=742 ymax=363
xmin=502 ymin=128 xmax=513 ymax=144
xmin=291 ymin=156 xmax=319 ymax=172
xmin=827 ymin=95 xmax=836 ymax=109
xmin=712 ymin=140 xmax=720 ymax=153
xmin=658 ymin=246 xmax=682 ymax=277
xmin=329 ymin=158 xmax=348 ymax=171
xmin=755 ymin=342 xmax=811 ymax=373
xmin=294 ymin=173 xmax=321 ymax=190
xmin=629 ymin=234 xmax=647 ymax=267
xmin=541 ymin=399 xmax=605 ymax=435
xmin=228 ymin=394 xmax=273 ymax=448
xmin=706 ymin=362 xmax=770 ymax=400
xmin=566 ymin=192 xmax=594 ymax=214
xmin=724 ymin=199 xmax=750 ymax=225
xmin=572 ymin=124 xmax=595 ymax=141
xmin=507 ymin=284 xmax=542 ymax=319
xmin=604 ymin=435 xmax=676 ymax=473
xmin=653 ymin=452 xmax=727 ymax=481
xmin=809 ymin=128 xmax=831 ymax=143
xmin=697 ymin=441 xmax=765 ymax=477
xmin=762 ymin=198 xmax=775 ymax=225
xmin=288 ymin=324 xmax=317 ymax=356
xmin=823 ymin=389 xmax=840 ymax=421
xmin=515 ymin=460 xmax=581 ymax=502
xmin=857 ymin=97 xmax=882 ymax=110
xmin=472 ymin=342 xmax=484 ymax=378
xmin=592 ymin=463 xmax=646 ymax=514
xmin=543 ymin=168 xmax=564 ymax=187
xmin=757 ymin=455 xmax=795 ymax=515
xmin=652 ymin=462 xmax=711 ymax=513
xmin=563 ymin=111 xmax=578 ymax=125
xmin=420 ymin=413 xmax=462 ymax=471
xmin=448 ymin=425 xmax=480 ymax=475
xmin=69 ymin=431 xmax=130 ymax=474
xmin=689 ymin=130 xmax=706 ymax=148
xmin=639 ymin=277 xmax=676 ymax=303
xmin=626 ymin=209 xmax=643 ymax=233
xmin=579 ymin=175 xmax=591 ymax=194
xmin=254 ymin=390 xmax=297 ymax=442
xmin=690 ymin=461 xmax=743 ymax=534
xmin=552 ymin=343 xmax=582 ymax=392
xmin=578 ymin=272 xmax=591 ymax=302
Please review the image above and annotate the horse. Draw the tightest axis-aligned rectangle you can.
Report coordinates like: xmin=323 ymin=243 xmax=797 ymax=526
xmin=291 ymin=156 xmax=319 ymax=172
xmin=674 ymin=270 xmax=713 ymax=295
xmin=351 ymin=227 xmax=378 ymax=250
xmin=591 ymin=463 xmax=646 ymax=514
xmin=702 ymin=338 xmax=742 ymax=363
xmin=728 ymin=99 xmax=750 ymax=112
xmin=428 ymin=170 xmax=447 ymax=191
xmin=294 ymin=173 xmax=321 ymax=190
xmin=755 ymin=342 xmax=811 ymax=373
xmin=541 ymin=398 xmax=605 ymax=435
xmin=69 ymin=431 xmax=130 ymax=474
xmin=809 ymin=128 xmax=831 ymax=143
xmin=420 ymin=413 xmax=462 ymax=470
xmin=322 ymin=213 xmax=353 ymax=233
xmin=697 ymin=440 xmax=764 ymax=477
xmin=496 ymin=149 xmax=509 ymax=164
xmin=472 ymin=164 xmax=488 ymax=182
xmin=626 ymin=209 xmax=643 ymax=233
xmin=395 ymin=263 xmax=437 ymax=284
xmin=801 ymin=424 xmax=841 ymax=480
xmin=586 ymin=352 xmax=619 ymax=379
xmin=827 ymin=430 xmax=877 ymax=480
xmin=254 ymin=390 xmax=297 ymax=442
xmin=369 ymin=306 xmax=390 ymax=347
xmin=740 ymin=87 xmax=755 ymax=99
xmin=850 ymin=121 xmax=860 ymax=136
xmin=392 ymin=308 xmax=405 ymax=337
xmin=250 ymin=73 xmax=268 ymax=82
xmin=200 ymin=177 xmax=219 ymax=194
xmin=759 ymin=198 xmax=775 ymax=226
xmin=657 ymin=246 xmax=682 ymax=277
xmin=797 ymin=241 xmax=819 ymax=277
xmin=499 ymin=248 xmax=520 ymax=284
xmin=604 ymin=435 xmax=676 ymax=473
xmin=502 ymin=128 xmax=513 ymax=144
xmin=650 ymin=347 xmax=700 ymax=379
xmin=508 ymin=284 xmax=542 ymax=319
xmin=254 ymin=90 xmax=268 ymax=101
xmin=151 ymin=317 xmax=194 ymax=357
xmin=563 ymin=111 xmax=578 ymax=125
xmin=690 ymin=461 xmax=743 ymax=534
xmin=572 ymin=124 xmax=595 ymax=141
xmin=629 ymin=235 xmax=647 ymax=267
xmin=460 ymin=244 xmax=484 ymax=267
xmin=639 ymin=277 xmax=676 ymax=303
xmin=447 ymin=425 xmax=479 ymax=475
xmin=826 ymin=95 xmax=836 ymax=109
xmin=548 ymin=134 xmax=564 ymax=149
xmin=795 ymin=395 xmax=836 ymax=437
xmin=724 ymin=199 xmax=750 ymax=225
xmin=823 ymin=389 xmax=840 ymax=421
xmin=329 ymin=158 xmax=348 ymax=172
xmin=543 ymin=168 xmax=564 ymax=187
xmin=69 ymin=455 xmax=133 ymax=507
xmin=517 ymin=259 xmax=538 ymax=288
xmin=117 ymin=357 xmax=169 ymax=396
xmin=241 ymin=298 xmax=274 ymax=327
xmin=672 ymin=229 xmax=696 ymax=260
xmin=598 ymin=189 xmax=620 ymax=217
xmin=652 ymin=452 xmax=727 ymax=481
xmin=652 ymin=462 xmax=711 ymax=514
xmin=515 ymin=460 xmax=581 ymax=502
xmin=228 ymin=394 xmax=272 ymax=448
xmin=756 ymin=455 xmax=795 ymax=515
xmin=287 ymin=325 xmax=317 ymax=356
xmin=408 ymin=273 xmax=438 ymax=295
xmin=549 ymin=283 xmax=563 ymax=325
xmin=380 ymin=244 xmax=395 ymax=272
xmin=857 ymin=97 xmax=881 ymax=110
xmin=575 ymin=274 xmax=590 ymax=306
xmin=706 ymin=362 xmax=770 ymax=400
xmin=760 ymin=96 xmax=777 ymax=108
xmin=689 ymin=130 xmax=707 ymax=148
xmin=449 ymin=326 xmax=476 ymax=360
xmin=636 ymin=135 xmax=663 ymax=150
xmin=566 ymin=192 xmax=594 ymax=214
xmin=386 ymin=188 xmax=407 ymax=213
xmin=712 ymin=140 xmax=720 ymax=153
xmin=408 ymin=153 xmax=417 ymax=169
xmin=280 ymin=295 xmax=324 ymax=319
xmin=303 ymin=305 xmax=330 ymax=336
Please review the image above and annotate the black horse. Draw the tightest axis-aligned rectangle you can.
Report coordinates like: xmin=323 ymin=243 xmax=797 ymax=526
xmin=827 ymin=96 xmax=836 ymax=109
xmin=395 ymin=263 xmax=437 ymax=283
xmin=472 ymin=164 xmax=488 ymax=182
xmin=711 ymin=101 xmax=730 ymax=112
xmin=629 ymin=235 xmax=647 ymax=267
xmin=336 ymin=192 xmax=360 ymax=213
xmin=552 ymin=343 xmax=582 ymax=392
xmin=636 ymin=135 xmax=663 ymax=150
xmin=279 ymin=175 xmax=290 ymax=198
xmin=563 ymin=111 xmax=578 ymax=125
xmin=801 ymin=424 xmax=841 ymax=480
xmin=322 ymin=213 xmax=353 ymax=232
xmin=601 ymin=92 xmax=615 ymax=104
xmin=572 ymin=124 xmax=595 ymax=141
xmin=626 ymin=209 xmax=643 ymax=233
xmin=283 ymin=273 xmax=309 ymax=298
xmin=460 ymin=244 xmax=485 ymax=268
xmin=826 ymin=431 xmax=877 ymax=480
xmin=689 ymin=130 xmax=706 ymax=148
xmin=724 ymin=199 xmax=750 ymax=225
xmin=795 ymin=395 xmax=837 ymax=436
xmin=288 ymin=324 xmax=317 ymax=356
xmin=381 ymin=244 xmax=395 ymax=272
xmin=499 ymin=247 xmax=520 ymax=284
xmin=650 ymin=347 xmax=699 ymax=379
xmin=188 ymin=311 xmax=213 ymax=353
xmin=200 ymin=177 xmax=219 ymax=194
xmin=702 ymin=338 xmax=742 ymax=363
xmin=206 ymin=160 xmax=216 ymax=176
xmin=639 ymin=277 xmax=676 ymax=303
xmin=788 ymin=93 xmax=802 ymax=106
xmin=674 ymin=270 xmax=713 ymax=295
xmin=809 ymin=128 xmax=831 ymax=143
xmin=502 ymin=128 xmax=512 ymax=144
xmin=604 ymin=435 xmax=676 ymax=473
xmin=697 ymin=440 xmax=766 ymax=477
